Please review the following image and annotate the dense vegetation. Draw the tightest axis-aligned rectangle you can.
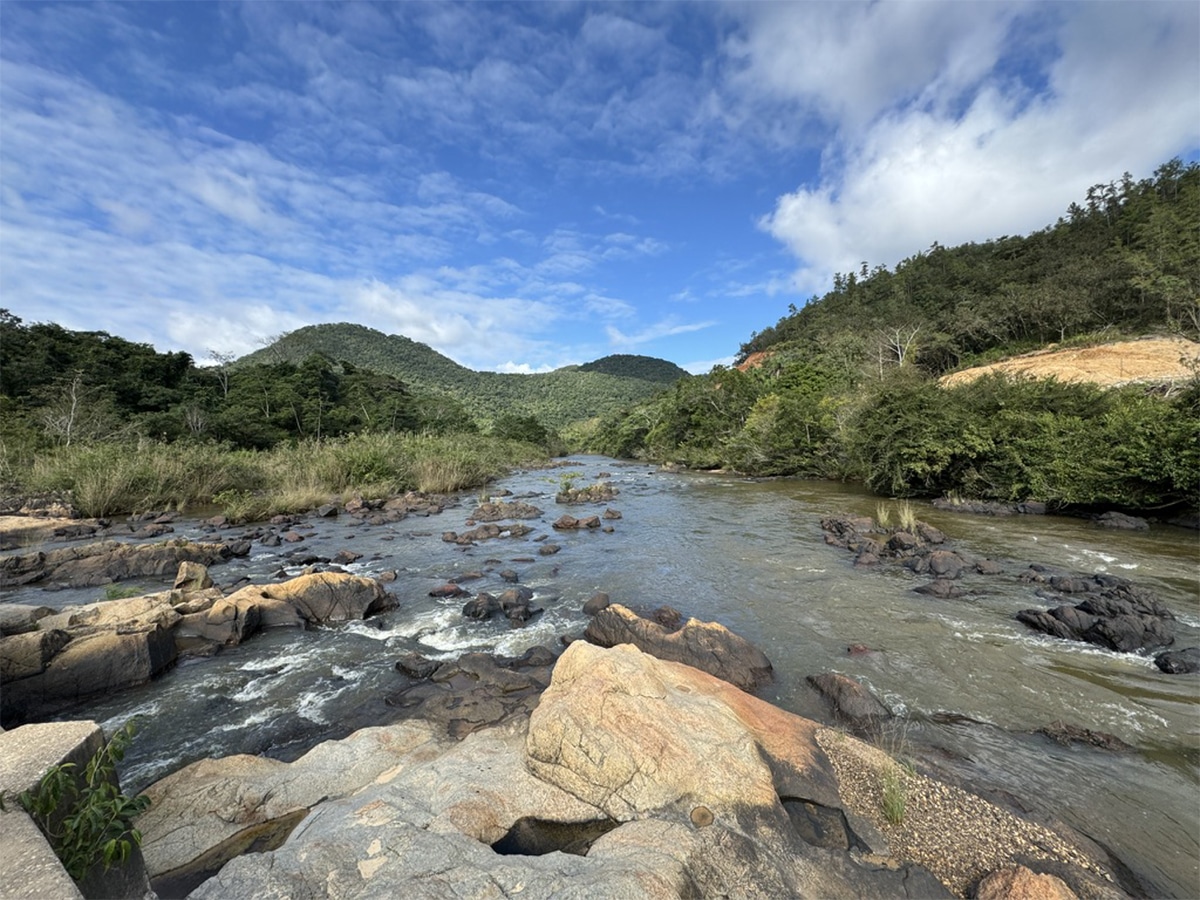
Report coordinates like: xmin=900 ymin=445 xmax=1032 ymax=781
xmin=591 ymin=160 xmax=1200 ymax=514
xmin=236 ymin=323 xmax=688 ymax=430
xmin=0 ymin=316 xmax=553 ymax=516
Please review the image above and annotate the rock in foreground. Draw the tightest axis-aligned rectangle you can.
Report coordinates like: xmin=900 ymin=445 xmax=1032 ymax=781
xmin=144 ymin=642 xmax=1122 ymax=900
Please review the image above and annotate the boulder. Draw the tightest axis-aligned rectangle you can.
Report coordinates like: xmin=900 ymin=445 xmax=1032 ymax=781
xmin=2 ymin=626 xmax=177 ymax=724
xmin=173 ymin=561 xmax=213 ymax=591
xmin=224 ymin=572 xmax=393 ymax=625
xmin=1092 ymin=511 xmax=1149 ymax=531
xmin=0 ymin=629 xmax=72 ymax=680
xmin=1016 ymin=570 xmax=1176 ymax=654
xmin=1154 ymin=646 xmax=1200 ymax=674
xmin=806 ymin=672 xmax=892 ymax=730
xmin=584 ymin=603 xmax=773 ymax=691
xmin=582 ymin=591 xmax=611 ymax=616
xmin=137 ymin=720 xmax=449 ymax=897
xmin=975 ymin=864 xmax=1078 ymax=900
xmin=462 ymin=593 xmax=500 ymax=620
xmin=470 ymin=501 xmax=543 ymax=522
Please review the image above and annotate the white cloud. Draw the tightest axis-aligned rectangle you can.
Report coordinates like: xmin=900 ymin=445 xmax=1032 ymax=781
xmin=606 ymin=318 xmax=716 ymax=347
xmin=753 ymin=2 xmax=1200 ymax=293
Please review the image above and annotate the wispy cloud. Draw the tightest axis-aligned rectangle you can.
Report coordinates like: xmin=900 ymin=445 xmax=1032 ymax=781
xmin=606 ymin=318 xmax=717 ymax=348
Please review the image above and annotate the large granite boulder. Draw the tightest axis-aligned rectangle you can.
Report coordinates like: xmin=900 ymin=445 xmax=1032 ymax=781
xmin=219 ymin=571 xmax=394 ymax=626
xmin=583 ymin=603 xmax=772 ymax=691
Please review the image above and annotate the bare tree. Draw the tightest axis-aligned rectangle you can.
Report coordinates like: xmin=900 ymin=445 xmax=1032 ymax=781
xmin=206 ymin=350 xmax=235 ymax=399
xmin=874 ymin=325 xmax=921 ymax=377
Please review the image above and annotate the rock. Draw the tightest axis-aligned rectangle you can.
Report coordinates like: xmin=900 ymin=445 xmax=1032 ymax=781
xmin=0 ymin=538 xmax=248 ymax=589
xmin=914 ymin=578 xmax=966 ymax=599
xmin=332 ymin=549 xmax=363 ymax=565
xmin=173 ymin=561 xmax=213 ymax=591
xmin=1092 ymin=511 xmax=1149 ymax=531
xmin=916 ymin=522 xmax=946 ymax=544
xmin=886 ymin=531 xmax=919 ymax=554
xmin=537 ymin=543 xmax=561 ymax=556
xmin=2 ymin=626 xmax=177 ymax=725
xmin=1034 ymin=722 xmax=1131 ymax=752
xmin=462 ymin=593 xmax=500 ymax=620
xmin=395 ymin=652 xmax=440 ymax=680
xmin=928 ymin=549 xmax=965 ymax=578
xmin=0 ymin=629 xmax=72 ymax=680
xmin=1154 ymin=646 xmax=1200 ymax=674
xmin=470 ymin=501 xmax=543 ymax=522
xmin=582 ymin=592 xmax=611 ymax=616
xmin=430 ymin=583 xmax=469 ymax=598
xmin=314 ymin=503 xmax=338 ymax=517
xmin=386 ymin=650 xmax=558 ymax=739
xmin=1016 ymin=570 xmax=1176 ymax=654
xmin=602 ymin=508 xmax=622 ymax=520
xmin=499 ymin=568 xmax=519 ymax=583
xmin=224 ymin=573 xmax=394 ymax=625
xmin=583 ymin=603 xmax=772 ymax=691
xmin=137 ymin=720 xmax=449 ymax=897
xmin=975 ymin=864 xmax=1078 ymax=900
xmin=552 ymin=514 xmax=578 ymax=529
xmin=806 ymin=672 xmax=892 ymax=730
xmin=178 ymin=597 xmax=262 ymax=646
xmin=0 ymin=603 xmax=56 ymax=636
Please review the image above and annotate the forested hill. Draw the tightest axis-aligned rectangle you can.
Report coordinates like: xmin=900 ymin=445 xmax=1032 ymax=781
xmin=590 ymin=159 xmax=1199 ymax=515
xmin=238 ymin=323 xmax=688 ymax=429
xmin=739 ymin=158 xmax=1198 ymax=372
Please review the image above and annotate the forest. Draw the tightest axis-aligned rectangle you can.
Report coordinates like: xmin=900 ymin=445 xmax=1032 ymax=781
xmin=588 ymin=159 xmax=1199 ymax=515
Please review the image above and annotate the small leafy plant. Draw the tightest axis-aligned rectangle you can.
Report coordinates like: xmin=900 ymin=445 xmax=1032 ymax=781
xmin=18 ymin=720 xmax=151 ymax=883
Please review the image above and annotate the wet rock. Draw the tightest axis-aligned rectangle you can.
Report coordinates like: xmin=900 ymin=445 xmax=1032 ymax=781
xmin=582 ymin=592 xmax=610 ymax=616
xmin=332 ymin=549 xmax=362 ymax=565
xmin=1017 ymin=568 xmax=1176 ymax=654
xmin=395 ymin=652 xmax=440 ymax=679
xmin=602 ymin=508 xmax=622 ymax=520
xmin=914 ymin=578 xmax=966 ymax=599
xmin=806 ymin=673 xmax=892 ymax=731
xmin=976 ymin=559 xmax=1004 ymax=576
xmin=584 ymin=603 xmax=772 ymax=691
xmin=470 ymin=501 xmax=543 ymax=522
xmin=282 ymin=531 xmax=305 ymax=543
xmin=1035 ymin=722 xmax=1132 ymax=752
xmin=441 ymin=523 xmax=533 ymax=544
xmin=314 ymin=503 xmax=338 ymax=518
xmin=886 ymin=532 xmax=919 ymax=554
xmin=499 ymin=568 xmax=519 ymax=583
xmin=928 ymin=549 xmax=965 ymax=578
xmin=462 ymin=593 xmax=500 ymax=620
xmin=538 ymin=544 xmax=561 ymax=556
xmin=916 ymin=522 xmax=946 ymax=544
xmin=430 ymin=583 xmax=469 ymax=599
xmin=1092 ymin=511 xmax=1149 ymax=531
xmin=1154 ymin=646 xmax=1200 ymax=674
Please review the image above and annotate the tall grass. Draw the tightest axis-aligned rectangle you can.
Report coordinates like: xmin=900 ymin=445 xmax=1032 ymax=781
xmin=18 ymin=433 xmax=548 ymax=521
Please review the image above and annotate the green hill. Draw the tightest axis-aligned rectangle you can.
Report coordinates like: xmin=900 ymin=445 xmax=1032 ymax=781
xmin=237 ymin=323 xmax=687 ymax=429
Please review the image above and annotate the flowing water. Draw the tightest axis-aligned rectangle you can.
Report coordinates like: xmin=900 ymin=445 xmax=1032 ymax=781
xmin=4 ymin=457 xmax=1198 ymax=897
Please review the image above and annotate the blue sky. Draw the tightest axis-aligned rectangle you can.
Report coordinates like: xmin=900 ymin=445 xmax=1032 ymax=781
xmin=2 ymin=2 xmax=1197 ymax=374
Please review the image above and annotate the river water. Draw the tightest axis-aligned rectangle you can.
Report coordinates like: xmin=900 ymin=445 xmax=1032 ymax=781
xmin=5 ymin=457 xmax=1198 ymax=897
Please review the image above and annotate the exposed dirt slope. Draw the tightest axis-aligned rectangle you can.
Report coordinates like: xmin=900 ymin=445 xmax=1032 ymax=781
xmin=940 ymin=337 xmax=1199 ymax=388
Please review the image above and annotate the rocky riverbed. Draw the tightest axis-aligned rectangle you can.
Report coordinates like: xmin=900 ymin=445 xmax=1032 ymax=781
xmin=1 ymin=462 xmax=1197 ymax=897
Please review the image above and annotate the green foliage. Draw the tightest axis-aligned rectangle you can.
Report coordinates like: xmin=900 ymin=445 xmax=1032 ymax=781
xmin=235 ymin=323 xmax=685 ymax=430
xmin=880 ymin=765 xmax=908 ymax=826
xmin=17 ymin=721 xmax=150 ymax=884
xmin=738 ymin=159 xmax=1200 ymax=372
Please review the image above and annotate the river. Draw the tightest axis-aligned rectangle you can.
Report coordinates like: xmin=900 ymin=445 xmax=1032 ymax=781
xmin=6 ymin=457 xmax=1198 ymax=897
